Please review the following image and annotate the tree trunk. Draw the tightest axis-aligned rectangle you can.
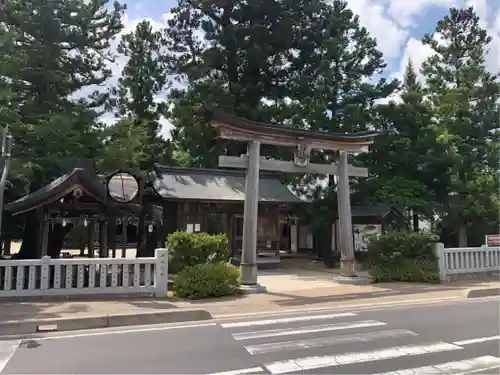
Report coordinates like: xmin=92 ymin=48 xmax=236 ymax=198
xmin=15 ymin=214 xmax=73 ymax=259
xmin=412 ymin=212 xmax=419 ymax=232
xmin=47 ymin=223 xmax=74 ymax=258
xmin=135 ymin=211 xmax=146 ymax=257
xmin=458 ymin=225 xmax=467 ymax=247
xmin=15 ymin=212 xmax=40 ymax=259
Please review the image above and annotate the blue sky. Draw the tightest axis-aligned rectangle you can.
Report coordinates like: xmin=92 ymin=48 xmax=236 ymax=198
xmin=107 ymin=0 xmax=500 ymax=136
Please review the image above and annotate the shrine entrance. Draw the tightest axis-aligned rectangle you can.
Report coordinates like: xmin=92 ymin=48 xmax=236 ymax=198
xmin=209 ymin=111 xmax=378 ymax=292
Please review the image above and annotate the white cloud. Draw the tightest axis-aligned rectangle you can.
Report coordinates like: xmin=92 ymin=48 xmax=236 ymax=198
xmin=346 ymin=0 xmax=408 ymax=60
xmin=382 ymin=0 xmax=459 ymax=28
xmin=384 ymin=0 xmax=500 ymax=86
xmin=392 ymin=38 xmax=435 ymax=82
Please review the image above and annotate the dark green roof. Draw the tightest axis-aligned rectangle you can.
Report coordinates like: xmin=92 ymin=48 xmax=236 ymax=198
xmin=351 ymin=204 xmax=393 ymax=218
xmin=151 ymin=166 xmax=304 ymax=203
xmin=5 ymin=162 xmax=141 ymax=216
xmin=209 ymin=110 xmax=379 ymax=142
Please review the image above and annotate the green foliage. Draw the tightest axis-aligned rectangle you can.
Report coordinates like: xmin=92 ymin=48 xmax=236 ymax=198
xmin=101 ymin=19 xmax=174 ymax=172
xmin=368 ymin=231 xmax=440 ymax=283
xmin=167 ymin=232 xmax=230 ymax=273
xmin=419 ymin=7 xmax=500 ymax=245
xmin=165 ymin=0 xmax=397 ymax=170
xmin=174 ymin=262 xmax=240 ymax=300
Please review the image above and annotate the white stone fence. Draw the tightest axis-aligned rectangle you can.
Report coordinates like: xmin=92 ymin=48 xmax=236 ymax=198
xmin=0 ymin=248 xmax=168 ymax=298
xmin=435 ymin=243 xmax=500 ymax=281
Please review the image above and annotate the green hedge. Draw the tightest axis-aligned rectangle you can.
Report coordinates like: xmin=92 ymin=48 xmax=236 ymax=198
xmin=167 ymin=232 xmax=230 ymax=273
xmin=368 ymin=231 xmax=440 ymax=283
xmin=174 ymin=262 xmax=240 ymax=299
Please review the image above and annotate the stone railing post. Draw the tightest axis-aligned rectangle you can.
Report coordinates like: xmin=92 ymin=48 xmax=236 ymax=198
xmin=154 ymin=248 xmax=169 ymax=298
xmin=434 ymin=242 xmax=447 ymax=281
xmin=40 ymin=256 xmax=51 ymax=290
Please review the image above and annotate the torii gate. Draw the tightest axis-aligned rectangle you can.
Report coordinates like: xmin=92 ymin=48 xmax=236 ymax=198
xmin=209 ymin=111 xmax=378 ymax=292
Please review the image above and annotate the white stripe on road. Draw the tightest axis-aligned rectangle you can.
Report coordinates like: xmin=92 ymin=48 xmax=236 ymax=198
xmin=373 ymin=356 xmax=500 ymax=375
xmin=245 ymin=329 xmax=417 ymax=355
xmin=263 ymin=341 xmax=462 ymax=374
xmin=233 ymin=320 xmax=386 ymax=340
xmin=453 ymin=335 xmax=500 ymax=346
xmin=206 ymin=366 xmax=264 ymax=375
xmin=220 ymin=312 xmax=356 ymax=328
xmin=0 ymin=340 xmax=21 ymax=373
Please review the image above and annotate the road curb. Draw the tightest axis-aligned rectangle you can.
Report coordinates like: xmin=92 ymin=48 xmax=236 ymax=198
xmin=464 ymin=287 xmax=500 ymax=298
xmin=0 ymin=309 xmax=212 ymax=335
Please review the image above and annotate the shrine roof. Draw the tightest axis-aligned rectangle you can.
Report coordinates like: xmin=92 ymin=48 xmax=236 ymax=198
xmin=151 ymin=165 xmax=304 ymax=203
xmin=208 ymin=110 xmax=378 ymax=150
xmin=351 ymin=204 xmax=393 ymax=218
xmin=5 ymin=163 xmax=141 ymax=216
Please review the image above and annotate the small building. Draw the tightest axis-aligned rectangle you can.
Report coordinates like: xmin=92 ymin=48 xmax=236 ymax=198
xmin=149 ymin=166 xmax=309 ymax=262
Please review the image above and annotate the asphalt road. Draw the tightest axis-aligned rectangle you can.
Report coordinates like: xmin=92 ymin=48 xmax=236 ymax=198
xmin=1 ymin=297 xmax=499 ymax=374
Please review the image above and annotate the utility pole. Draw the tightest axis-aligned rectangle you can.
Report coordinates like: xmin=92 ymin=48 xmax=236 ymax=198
xmin=0 ymin=125 xmax=13 ymax=241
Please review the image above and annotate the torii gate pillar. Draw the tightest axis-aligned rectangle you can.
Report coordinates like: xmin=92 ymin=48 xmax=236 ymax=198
xmin=337 ymin=151 xmax=356 ymax=277
xmin=239 ymin=140 xmax=263 ymax=290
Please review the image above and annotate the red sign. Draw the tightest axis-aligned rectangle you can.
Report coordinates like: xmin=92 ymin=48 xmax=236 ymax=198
xmin=485 ymin=234 xmax=500 ymax=247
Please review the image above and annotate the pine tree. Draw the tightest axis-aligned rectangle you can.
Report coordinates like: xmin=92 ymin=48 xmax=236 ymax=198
xmin=106 ymin=20 xmax=173 ymax=170
xmin=421 ymin=7 xmax=500 ymax=246
xmin=0 ymin=0 xmax=126 ymax=257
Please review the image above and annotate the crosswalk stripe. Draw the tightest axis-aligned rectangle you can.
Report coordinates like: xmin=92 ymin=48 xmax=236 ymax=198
xmin=373 ymin=356 xmax=500 ymax=375
xmin=0 ymin=340 xmax=21 ymax=373
xmin=220 ymin=312 xmax=356 ymax=328
xmin=232 ymin=320 xmax=386 ymax=340
xmin=453 ymin=335 xmax=500 ymax=346
xmin=263 ymin=341 xmax=462 ymax=374
xmin=206 ymin=366 xmax=265 ymax=375
xmin=244 ymin=329 xmax=418 ymax=355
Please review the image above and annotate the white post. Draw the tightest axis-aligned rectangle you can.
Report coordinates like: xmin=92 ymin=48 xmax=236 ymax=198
xmin=40 ymin=256 xmax=51 ymax=290
xmin=154 ymin=248 xmax=169 ymax=297
xmin=434 ymin=242 xmax=447 ymax=281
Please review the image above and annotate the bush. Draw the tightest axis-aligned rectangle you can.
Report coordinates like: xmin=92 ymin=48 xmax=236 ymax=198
xmin=368 ymin=231 xmax=440 ymax=283
xmin=167 ymin=232 xmax=230 ymax=273
xmin=174 ymin=262 xmax=240 ymax=299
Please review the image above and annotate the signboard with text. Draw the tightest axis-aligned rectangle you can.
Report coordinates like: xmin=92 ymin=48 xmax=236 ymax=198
xmin=485 ymin=234 xmax=500 ymax=247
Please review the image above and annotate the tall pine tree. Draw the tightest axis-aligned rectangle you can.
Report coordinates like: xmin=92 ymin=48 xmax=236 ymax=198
xmin=0 ymin=0 xmax=126 ymax=257
xmin=355 ymin=60 xmax=437 ymax=228
xmin=103 ymin=20 xmax=173 ymax=172
xmin=421 ymin=7 xmax=500 ymax=246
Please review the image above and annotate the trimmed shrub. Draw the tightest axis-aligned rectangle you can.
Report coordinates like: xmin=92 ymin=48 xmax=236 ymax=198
xmin=174 ymin=262 xmax=240 ymax=299
xmin=167 ymin=232 xmax=229 ymax=273
xmin=368 ymin=231 xmax=440 ymax=283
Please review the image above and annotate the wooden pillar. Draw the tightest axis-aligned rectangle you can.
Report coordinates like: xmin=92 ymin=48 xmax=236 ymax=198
xmin=240 ymin=140 xmax=262 ymax=289
xmin=162 ymin=204 xmax=169 ymax=246
xmin=121 ymin=216 xmax=127 ymax=258
xmin=3 ymin=237 xmax=11 ymax=255
xmin=108 ymin=217 xmax=117 ymax=258
xmin=337 ymin=151 xmax=356 ymax=277
xmin=228 ymin=214 xmax=234 ymax=256
xmin=290 ymin=218 xmax=298 ymax=254
xmin=99 ymin=220 xmax=107 ymax=258
xmin=40 ymin=212 xmax=50 ymax=257
xmin=87 ymin=220 xmax=95 ymax=258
